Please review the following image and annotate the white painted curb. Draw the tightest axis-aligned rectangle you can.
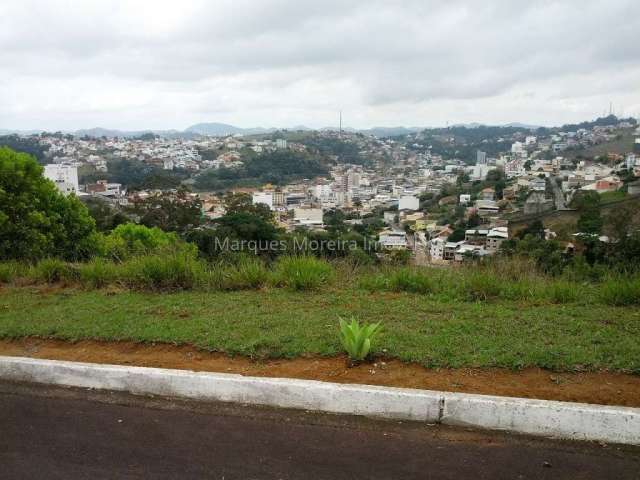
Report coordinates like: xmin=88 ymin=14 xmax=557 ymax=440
xmin=1 ymin=356 xmax=639 ymax=445
xmin=0 ymin=356 xmax=441 ymax=422
xmin=442 ymin=392 xmax=640 ymax=445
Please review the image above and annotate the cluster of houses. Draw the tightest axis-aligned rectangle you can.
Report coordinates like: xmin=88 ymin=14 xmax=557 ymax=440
xmin=37 ymin=116 xmax=640 ymax=265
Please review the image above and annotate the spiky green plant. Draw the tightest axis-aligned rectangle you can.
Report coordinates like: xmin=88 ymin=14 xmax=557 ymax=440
xmin=339 ymin=317 xmax=382 ymax=363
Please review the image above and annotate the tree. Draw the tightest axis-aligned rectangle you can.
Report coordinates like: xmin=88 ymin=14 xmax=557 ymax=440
xmin=466 ymin=213 xmax=481 ymax=228
xmin=223 ymin=193 xmax=273 ymax=221
xmin=133 ymin=188 xmax=202 ymax=235
xmin=448 ymin=228 xmax=466 ymax=242
xmin=83 ymin=197 xmax=129 ymax=232
xmin=0 ymin=147 xmax=97 ymax=261
xmin=0 ymin=135 xmax=50 ymax=164
xmin=573 ymin=191 xmax=603 ymax=235
xmin=519 ymin=219 xmax=545 ymax=240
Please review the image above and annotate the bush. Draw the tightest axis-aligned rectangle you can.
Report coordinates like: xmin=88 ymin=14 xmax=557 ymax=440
xmin=225 ymin=256 xmax=270 ymax=290
xmin=598 ymin=278 xmax=640 ymax=306
xmin=121 ymin=253 xmax=205 ymax=291
xmin=100 ymin=223 xmax=187 ymax=261
xmin=274 ymin=256 xmax=333 ymax=291
xmin=30 ymin=258 xmax=78 ymax=284
xmin=0 ymin=262 xmax=23 ymax=283
xmin=77 ymin=258 xmax=120 ymax=289
xmin=339 ymin=317 xmax=382 ymax=363
xmin=388 ymin=268 xmax=434 ymax=294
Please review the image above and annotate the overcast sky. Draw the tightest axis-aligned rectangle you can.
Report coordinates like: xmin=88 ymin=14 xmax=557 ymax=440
xmin=1 ymin=0 xmax=639 ymax=131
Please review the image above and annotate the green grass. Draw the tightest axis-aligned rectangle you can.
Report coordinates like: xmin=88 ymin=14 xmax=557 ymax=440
xmin=273 ymin=256 xmax=334 ymax=291
xmin=1 ymin=286 xmax=639 ymax=372
xmin=599 ymin=190 xmax=628 ymax=205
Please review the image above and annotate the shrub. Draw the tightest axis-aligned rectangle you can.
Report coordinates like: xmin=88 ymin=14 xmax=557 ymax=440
xmin=77 ymin=258 xmax=119 ymax=289
xmin=30 ymin=258 xmax=78 ymax=284
xmin=198 ymin=266 xmax=227 ymax=291
xmin=100 ymin=223 xmax=187 ymax=261
xmin=121 ymin=253 xmax=205 ymax=291
xmin=598 ymin=278 xmax=640 ymax=306
xmin=226 ymin=256 xmax=270 ymax=290
xmin=0 ymin=261 xmax=23 ymax=283
xmin=339 ymin=317 xmax=382 ymax=363
xmin=388 ymin=268 xmax=433 ymax=294
xmin=274 ymin=256 xmax=333 ymax=291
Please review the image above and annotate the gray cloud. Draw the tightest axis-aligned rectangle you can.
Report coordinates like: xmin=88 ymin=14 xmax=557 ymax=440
xmin=0 ymin=0 xmax=639 ymax=130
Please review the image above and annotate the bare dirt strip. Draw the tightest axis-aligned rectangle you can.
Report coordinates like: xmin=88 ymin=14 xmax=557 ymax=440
xmin=1 ymin=337 xmax=639 ymax=407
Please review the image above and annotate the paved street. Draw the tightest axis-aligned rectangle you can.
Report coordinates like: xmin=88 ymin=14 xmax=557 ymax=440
xmin=1 ymin=381 xmax=639 ymax=479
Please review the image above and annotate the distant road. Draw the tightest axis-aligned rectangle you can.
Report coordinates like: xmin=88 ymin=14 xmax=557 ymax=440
xmin=549 ymin=175 xmax=568 ymax=210
xmin=1 ymin=381 xmax=639 ymax=479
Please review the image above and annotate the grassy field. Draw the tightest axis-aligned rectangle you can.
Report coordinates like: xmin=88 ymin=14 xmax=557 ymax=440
xmin=1 ymin=286 xmax=639 ymax=372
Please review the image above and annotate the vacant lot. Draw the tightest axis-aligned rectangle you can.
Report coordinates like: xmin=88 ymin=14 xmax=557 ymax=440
xmin=1 ymin=286 xmax=639 ymax=372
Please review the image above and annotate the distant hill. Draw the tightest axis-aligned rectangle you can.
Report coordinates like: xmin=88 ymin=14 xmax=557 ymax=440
xmin=3 ymin=115 xmax=635 ymax=140
xmin=503 ymin=122 xmax=542 ymax=130
xmin=74 ymin=127 xmax=195 ymax=139
xmin=451 ymin=122 xmax=542 ymax=130
xmin=361 ymin=126 xmax=423 ymax=137
xmin=185 ymin=123 xmax=277 ymax=136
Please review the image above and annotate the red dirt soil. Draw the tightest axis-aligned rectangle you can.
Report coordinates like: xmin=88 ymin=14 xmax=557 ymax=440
xmin=1 ymin=337 xmax=639 ymax=407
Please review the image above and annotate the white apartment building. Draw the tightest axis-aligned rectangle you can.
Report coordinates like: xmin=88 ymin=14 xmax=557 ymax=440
xmin=44 ymin=164 xmax=79 ymax=195
xmin=429 ymin=237 xmax=446 ymax=260
xmin=252 ymin=191 xmax=274 ymax=210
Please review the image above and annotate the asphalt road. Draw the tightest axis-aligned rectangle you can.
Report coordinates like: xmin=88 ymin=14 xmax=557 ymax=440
xmin=1 ymin=381 xmax=639 ymax=479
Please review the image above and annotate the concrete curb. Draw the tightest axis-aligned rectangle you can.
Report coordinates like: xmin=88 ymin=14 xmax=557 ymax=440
xmin=1 ymin=356 xmax=638 ymax=445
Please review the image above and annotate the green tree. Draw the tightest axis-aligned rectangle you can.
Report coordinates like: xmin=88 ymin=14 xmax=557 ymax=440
xmin=573 ymin=191 xmax=603 ymax=235
xmin=0 ymin=147 xmax=97 ymax=261
xmin=83 ymin=197 xmax=129 ymax=232
xmin=132 ymin=189 xmax=202 ymax=234
xmin=448 ymin=228 xmax=466 ymax=242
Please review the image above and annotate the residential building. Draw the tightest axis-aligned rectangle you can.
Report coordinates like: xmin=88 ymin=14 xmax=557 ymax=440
xmin=378 ymin=230 xmax=408 ymax=250
xmin=252 ymin=191 xmax=274 ymax=209
xmin=399 ymin=195 xmax=419 ymax=211
xmin=44 ymin=163 xmax=79 ymax=195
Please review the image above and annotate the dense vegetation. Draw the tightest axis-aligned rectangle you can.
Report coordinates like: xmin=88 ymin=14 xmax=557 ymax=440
xmin=0 ymin=135 xmax=50 ymax=164
xmin=0 ymin=147 xmax=97 ymax=261
xmin=194 ymin=150 xmax=328 ymax=190
xmin=300 ymin=136 xmax=369 ymax=165
xmin=80 ymin=159 xmax=189 ymax=190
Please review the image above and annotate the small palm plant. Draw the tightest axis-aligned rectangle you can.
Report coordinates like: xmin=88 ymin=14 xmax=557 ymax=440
xmin=339 ymin=317 xmax=382 ymax=365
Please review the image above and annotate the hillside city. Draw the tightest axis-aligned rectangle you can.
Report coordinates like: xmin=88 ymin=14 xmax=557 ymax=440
xmin=8 ymin=114 xmax=639 ymax=264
